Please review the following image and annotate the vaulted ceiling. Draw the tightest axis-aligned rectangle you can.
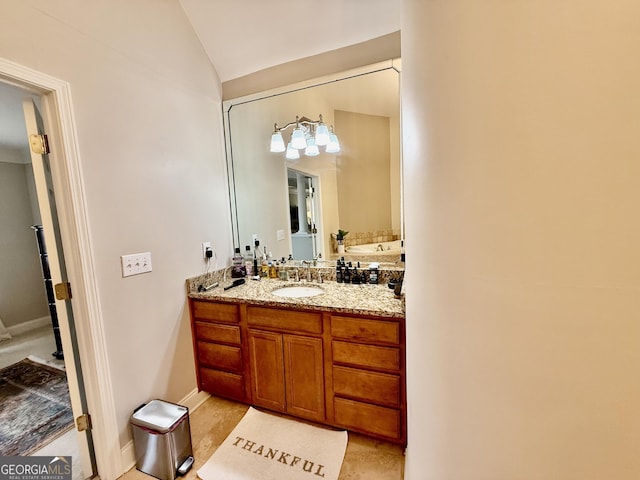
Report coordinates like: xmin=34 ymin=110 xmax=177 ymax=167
xmin=178 ymin=0 xmax=401 ymax=82
xmin=0 ymin=2 xmax=401 ymax=153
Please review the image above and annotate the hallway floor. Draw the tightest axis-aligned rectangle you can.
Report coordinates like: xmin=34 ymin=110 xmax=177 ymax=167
xmin=0 ymin=325 xmax=84 ymax=479
xmin=120 ymin=395 xmax=405 ymax=480
xmin=0 ymin=324 xmax=64 ymax=370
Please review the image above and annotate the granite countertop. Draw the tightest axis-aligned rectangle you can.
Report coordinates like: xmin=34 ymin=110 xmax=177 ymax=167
xmin=188 ymin=277 xmax=405 ymax=318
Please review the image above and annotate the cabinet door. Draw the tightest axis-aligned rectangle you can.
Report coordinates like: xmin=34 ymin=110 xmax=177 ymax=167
xmin=284 ymin=334 xmax=325 ymax=422
xmin=248 ymin=330 xmax=286 ymax=411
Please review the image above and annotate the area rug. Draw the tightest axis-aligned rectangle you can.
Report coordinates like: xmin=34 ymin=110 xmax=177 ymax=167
xmin=198 ymin=407 xmax=348 ymax=480
xmin=0 ymin=357 xmax=74 ymax=455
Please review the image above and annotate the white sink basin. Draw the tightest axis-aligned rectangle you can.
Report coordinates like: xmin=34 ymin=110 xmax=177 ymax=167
xmin=271 ymin=285 xmax=325 ymax=298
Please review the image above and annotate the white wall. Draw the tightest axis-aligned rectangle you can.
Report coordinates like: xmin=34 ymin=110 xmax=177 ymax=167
xmin=335 ymin=110 xmax=392 ymax=232
xmin=403 ymin=1 xmax=640 ymax=479
xmin=0 ymin=160 xmax=49 ymax=326
xmin=0 ymin=0 xmax=232 ymax=451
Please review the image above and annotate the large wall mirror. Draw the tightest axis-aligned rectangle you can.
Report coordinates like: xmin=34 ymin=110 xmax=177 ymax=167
xmin=223 ymin=60 xmax=402 ymax=263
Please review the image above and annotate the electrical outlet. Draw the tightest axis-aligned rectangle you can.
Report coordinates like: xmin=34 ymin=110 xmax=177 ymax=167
xmin=121 ymin=252 xmax=152 ymax=277
xmin=202 ymin=242 xmax=211 ymax=259
xmin=276 ymin=229 xmax=285 ymax=241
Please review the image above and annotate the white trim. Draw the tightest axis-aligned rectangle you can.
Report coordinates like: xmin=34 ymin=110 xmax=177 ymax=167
xmin=0 ymin=58 xmax=122 ymax=480
xmin=180 ymin=388 xmax=212 ymax=413
xmin=6 ymin=316 xmax=50 ymax=336
xmin=121 ymin=389 xmax=211 ymax=472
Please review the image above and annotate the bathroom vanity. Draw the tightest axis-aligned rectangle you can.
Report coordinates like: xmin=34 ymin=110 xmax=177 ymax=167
xmin=187 ymin=275 xmax=406 ymax=445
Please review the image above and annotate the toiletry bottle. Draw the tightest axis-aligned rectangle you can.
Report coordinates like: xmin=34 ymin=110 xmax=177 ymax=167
xmin=231 ymin=247 xmax=246 ymax=278
xmin=269 ymin=260 xmax=278 ymax=278
xmin=253 ymin=240 xmax=260 ymax=279
xmin=336 ymin=260 xmax=343 ymax=283
xmin=356 ymin=262 xmax=366 ymax=283
xmin=244 ymin=245 xmax=253 ymax=276
xmin=369 ymin=266 xmax=379 ymax=284
xmin=343 ymin=263 xmax=351 ymax=283
xmin=352 ymin=267 xmax=360 ymax=284
xmin=261 ymin=247 xmax=269 ymax=278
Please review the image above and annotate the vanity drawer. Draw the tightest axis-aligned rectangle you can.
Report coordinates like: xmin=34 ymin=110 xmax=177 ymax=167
xmin=192 ymin=300 xmax=239 ymax=324
xmin=197 ymin=341 xmax=242 ymax=373
xmin=334 ymin=397 xmax=401 ymax=441
xmin=199 ymin=367 xmax=245 ymax=402
xmin=332 ymin=341 xmax=400 ymax=371
xmin=331 ymin=315 xmax=400 ymax=344
xmin=333 ymin=366 xmax=400 ymax=407
xmin=247 ymin=306 xmax=322 ymax=334
xmin=195 ymin=322 xmax=241 ymax=345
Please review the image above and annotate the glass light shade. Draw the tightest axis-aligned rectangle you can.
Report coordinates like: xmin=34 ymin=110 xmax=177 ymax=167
xmin=315 ymin=123 xmax=330 ymax=146
xmin=326 ymin=133 xmax=340 ymax=153
xmin=291 ymin=127 xmax=307 ymax=149
xmin=304 ymin=138 xmax=320 ymax=156
xmin=270 ymin=131 xmax=285 ymax=152
xmin=285 ymin=142 xmax=300 ymax=160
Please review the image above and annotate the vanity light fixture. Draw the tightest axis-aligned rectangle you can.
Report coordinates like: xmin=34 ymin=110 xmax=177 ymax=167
xmin=270 ymin=114 xmax=340 ymax=157
xmin=326 ymin=126 xmax=340 ymax=153
xmin=285 ymin=142 xmax=300 ymax=160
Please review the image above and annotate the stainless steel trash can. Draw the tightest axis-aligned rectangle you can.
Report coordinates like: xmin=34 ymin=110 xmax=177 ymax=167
xmin=130 ymin=399 xmax=194 ymax=480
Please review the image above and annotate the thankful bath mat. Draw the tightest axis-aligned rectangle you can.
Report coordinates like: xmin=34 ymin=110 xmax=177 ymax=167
xmin=198 ymin=407 xmax=348 ymax=480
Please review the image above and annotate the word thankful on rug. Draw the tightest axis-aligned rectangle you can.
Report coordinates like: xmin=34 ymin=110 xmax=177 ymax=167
xmin=198 ymin=407 xmax=348 ymax=480
xmin=0 ymin=357 xmax=74 ymax=456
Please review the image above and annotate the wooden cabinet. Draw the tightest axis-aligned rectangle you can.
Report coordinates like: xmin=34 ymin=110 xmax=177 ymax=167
xmin=189 ymin=298 xmax=406 ymax=445
xmin=190 ymin=300 xmax=247 ymax=402
xmin=247 ymin=308 xmax=325 ymax=423
xmin=247 ymin=330 xmax=285 ymax=410
xmin=330 ymin=314 xmax=406 ymax=444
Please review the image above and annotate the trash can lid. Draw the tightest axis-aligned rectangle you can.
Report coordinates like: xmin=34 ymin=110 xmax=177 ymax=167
xmin=131 ymin=399 xmax=188 ymax=432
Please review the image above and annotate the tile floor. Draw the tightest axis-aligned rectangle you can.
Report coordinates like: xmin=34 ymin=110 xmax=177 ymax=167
xmin=120 ymin=395 xmax=405 ymax=480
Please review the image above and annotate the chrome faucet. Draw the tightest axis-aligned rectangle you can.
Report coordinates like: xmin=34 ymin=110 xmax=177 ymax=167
xmin=302 ymin=260 xmax=312 ymax=282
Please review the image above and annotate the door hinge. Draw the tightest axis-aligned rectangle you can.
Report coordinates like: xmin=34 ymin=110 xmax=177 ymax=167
xmin=54 ymin=282 xmax=72 ymax=300
xmin=29 ymin=133 xmax=50 ymax=155
xmin=76 ymin=413 xmax=92 ymax=432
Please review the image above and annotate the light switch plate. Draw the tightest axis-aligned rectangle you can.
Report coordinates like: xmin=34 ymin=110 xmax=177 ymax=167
xmin=276 ymin=229 xmax=285 ymax=241
xmin=121 ymin=252 xmax=152 ymax=277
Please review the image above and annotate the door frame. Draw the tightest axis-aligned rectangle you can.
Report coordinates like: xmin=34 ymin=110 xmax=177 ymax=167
xmin=286 ymin=166 xmax=324 ymax=260
xmin=0 ymin=58 xmax=122 ymax=478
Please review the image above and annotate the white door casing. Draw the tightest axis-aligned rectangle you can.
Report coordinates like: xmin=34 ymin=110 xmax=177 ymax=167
xmin=23 ymin=98 xmax=94 ymax=477
xmin=2 ymin=58 xmax=122 ymax=479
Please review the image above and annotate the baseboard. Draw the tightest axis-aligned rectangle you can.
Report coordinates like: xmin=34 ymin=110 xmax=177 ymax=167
xmin=121 ymin=389 xmax=211 ymax=471
xmin=6 ymin=316 xmax=50 ymax=336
